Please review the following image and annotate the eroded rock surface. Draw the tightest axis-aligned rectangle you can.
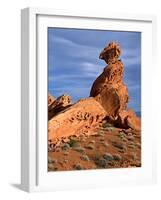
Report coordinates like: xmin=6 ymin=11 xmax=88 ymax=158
xmin=48 ymin=97 xmax=106 ymax=143
xmin=90 ymin=42 xmax=140 ymax=130
xmin=48 ymin=41 xmax=141 ymax=148
xmin=99 ymin=42 xmax=122 ymax=64
xmin=48 ymin=41 xmax=141 ymax=172
xmin=48 ymin=94 xmax=72 ymax=120
xmin=48 ymin=93 xmax=55 ymax=107
xmin=115 ymin=109 xmax=141 ymax=131
xmin=90 ymin=42 xmax=129 ymax=117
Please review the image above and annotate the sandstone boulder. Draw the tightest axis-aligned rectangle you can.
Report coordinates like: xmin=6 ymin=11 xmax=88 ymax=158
xmin=90 ymin=42 xmax=129 ymax=117
xmin=115 ymin=109 xmax=141 ymax=131
xmin=48 ymin=94 xmax=72 ymax=120
xmin=48 ymin=97 xmax=106 ymax=143
xmin=48 ymin=93 xmax=55 ymax=107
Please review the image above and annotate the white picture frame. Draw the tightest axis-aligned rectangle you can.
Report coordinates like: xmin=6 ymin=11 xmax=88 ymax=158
xmin=21 ymin=7 xmax=157 ymax=192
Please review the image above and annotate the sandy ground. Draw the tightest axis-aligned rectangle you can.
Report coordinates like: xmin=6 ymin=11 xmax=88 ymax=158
xmin=48 ymin=121 xmax=141 ymax=172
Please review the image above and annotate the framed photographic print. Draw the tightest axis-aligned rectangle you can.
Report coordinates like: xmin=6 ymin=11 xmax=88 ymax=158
xmin=21 ymin=8 xmax=156 ymax=192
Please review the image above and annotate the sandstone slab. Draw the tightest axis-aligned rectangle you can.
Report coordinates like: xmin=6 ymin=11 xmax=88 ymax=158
xmin=48 ymin=97 xmax=106 ymax=143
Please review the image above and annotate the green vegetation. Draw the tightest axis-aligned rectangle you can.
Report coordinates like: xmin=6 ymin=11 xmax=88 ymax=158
xmin=80 ymin=154 xmax=90 ymax=161
xmin=68 ymin=138 xmax=80 ymax=148
xmin=73 ymin=146 xmax=85 ymax=153
xmin=74 ymin=163 xmax=84 ymax=170
xmin=102 ymin=122 xmax=113 ymax=128
xmin=103 ymin=153 xmax=113 ymax=161
xmin=96 ymin=131 xmax=104 ymax=137
xmin=95 ymin=157 xmax=108 ymax=168
xmin=62 ymin=143 xmax=70 ymax=150
xmin=111 ymin=141 xmax=125 ymax=150
xmin=85 ymin=144 xmax=95 ymax=150
xmin=113 ymin=154 xmax=122 ymax=161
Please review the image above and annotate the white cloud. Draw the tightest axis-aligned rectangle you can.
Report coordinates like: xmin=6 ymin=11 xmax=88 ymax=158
xmin=51 ymin=35 xmax=77 ymax=47
xmin=121 ymin=47 xmax=141 ymax=67
xmin=122 ymin=56 xmax=141 ymax=66
xmin=81 ymin=62 xmax=102 ymax=72
xmin=128 ymin=84 xmax=141 ymax=91
xmin=50 ymin=35 xmax=100 ymax=60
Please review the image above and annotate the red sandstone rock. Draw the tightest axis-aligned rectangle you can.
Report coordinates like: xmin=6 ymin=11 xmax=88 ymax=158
xmin=48 ymin=97 xmax=106 ymax=143
xmin=116 ymin=109 xmax=141 ymax=131
xmin=48 ymin=41 xmax=141 ymax=145
xmin=126 ymin=110 xmax=141 ymax=131
xmin=48 ymin=94 xmax=72 ymax=120
xmin=99 ymin=42 xmax=122 ymax=64
xmin=90 ymin=42 xmax=140 ymax=131
xmin=90 ymin=42 xmax=129 ymax=117
xmin=48 ymin=93 xmax=55 ymax=107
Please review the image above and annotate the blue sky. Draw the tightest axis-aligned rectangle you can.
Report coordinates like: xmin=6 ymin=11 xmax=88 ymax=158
xmin=48 ymin=28 xmax=141 ymax=112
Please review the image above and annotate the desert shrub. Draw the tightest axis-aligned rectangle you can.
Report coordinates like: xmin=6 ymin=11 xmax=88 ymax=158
xmin=128 ymin=144 xmax=135 ymax=149
xmin=119 ymin=131 xmax=125 ymax=135
xmin=113 ymin=154 xmax=122 ymax=161
xmin=111 ymin=141 xmax=125 ymax=150
xmin=121 ymin=145 xmax=127 ymax=152
xmin=55 ymin=147 xmax=61 ymax=152
xmin=107 ymin=127 xmax=115 ymax=131
xmin=80 ymin=154 xmax=90 ymax=161
xmin=103 ymin=153 xmax=113 ymax=161
xmin=127 ymin=135 xmax=135 ymax=141
xmin=102 ymin=122 xmax=113 ymax=128
xmin=95 ymin=157 xmax=108 ymax=168
xmin=89 ymin=140 xmax=95 ymax=144
xmin=73 ymin=146 xmax=85 ymax=153
xmin=119 ymin=135 xmax=124 ymax=140
xmin=68 ymin=138 xmax=80 ymax=148
xmin=48 ymin=157 xmax=57 ymax=164
xmin=74 ymin=163 xmax=84 ymax=170
xmin=96 ymin=131 xmax=104 ymax=137
xmin=118 ymin=132 xmax=126 ymax=140
xmin=62 ymin=143 xmax=70 ymax=150
xmin=85 ymin=144 xmax=95 ymax=150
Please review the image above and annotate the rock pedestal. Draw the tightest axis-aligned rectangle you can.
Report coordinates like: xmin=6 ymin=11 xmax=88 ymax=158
xmin=90 ymin=42 xmax=129 ymax=118
xmin=90 ymin=42 xmax=140 ymax=130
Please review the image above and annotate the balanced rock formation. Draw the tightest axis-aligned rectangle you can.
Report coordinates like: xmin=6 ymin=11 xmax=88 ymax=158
xmin=90 ymin=42 xmax=129 ymax=117
xmin=90 ymin=42 xmax=140 ymax=130
xmin=48 ymin=42 xmax=141 ymax=145
xmin=48 ymin=94 xmax=72 ymax=120
xmin=48 ymin=97 xmax=106 ymax=143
